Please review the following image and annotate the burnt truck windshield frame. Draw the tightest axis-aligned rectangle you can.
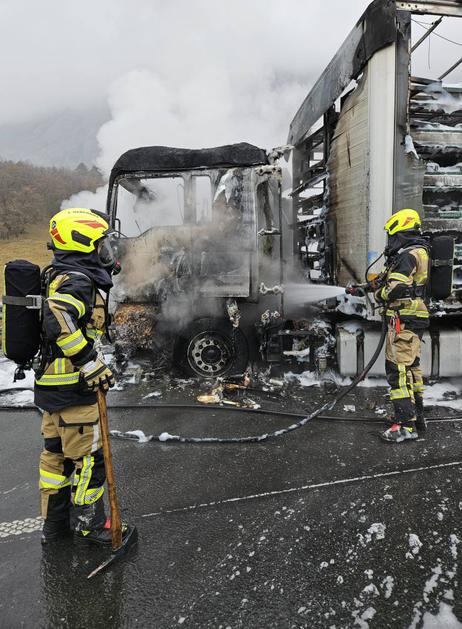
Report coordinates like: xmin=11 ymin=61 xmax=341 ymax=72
xmin=116 ymin=174 xmax=186 ymax=233
xmin=106 ymin=145 xmax=279 ymax=304
xmin=106 ymin=142 xmax=269 ymax=232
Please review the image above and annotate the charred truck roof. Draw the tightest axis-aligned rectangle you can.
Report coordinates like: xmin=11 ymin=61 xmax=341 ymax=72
xmin=108 ymin=142 xmax=268 ymax=183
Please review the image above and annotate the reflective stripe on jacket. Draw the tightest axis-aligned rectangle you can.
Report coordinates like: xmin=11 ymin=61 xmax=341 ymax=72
xmin=35 ymin=272 xmax=107 ymax=410
xmin=381 ymin=247 xmax=429 ymax=325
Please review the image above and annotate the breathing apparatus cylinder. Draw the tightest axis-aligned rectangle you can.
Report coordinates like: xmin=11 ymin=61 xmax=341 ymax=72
xmin=429 ymin=235 xmax=454 ymax=301
xmin=350 ymin=235 xmax=456 ymax=302
xmin=2 ymin=260 xmax=42 ymax=369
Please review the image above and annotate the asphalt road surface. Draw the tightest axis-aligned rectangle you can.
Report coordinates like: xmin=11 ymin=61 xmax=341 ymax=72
xmin=1 ymin=383 xmax=462 ymax=628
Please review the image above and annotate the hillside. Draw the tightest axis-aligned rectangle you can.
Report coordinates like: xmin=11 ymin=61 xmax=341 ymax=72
xmin=0 ymin=160 xmax=104 ymax=294
xmin=0 ymin=160 xmax=103 ymax=240
xmin=0 ymin=224 xmax=52 ymax=295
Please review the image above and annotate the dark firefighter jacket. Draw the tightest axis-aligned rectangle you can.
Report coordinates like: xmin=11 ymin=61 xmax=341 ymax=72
xmin=34 ymin=270 xmax=108 ymax=413
xmin=379 ymin=245 xmax=430 ymax=329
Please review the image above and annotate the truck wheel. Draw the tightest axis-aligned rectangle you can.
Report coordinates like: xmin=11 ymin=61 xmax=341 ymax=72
xmin=175 ymin=317 xmax=249 ymax=378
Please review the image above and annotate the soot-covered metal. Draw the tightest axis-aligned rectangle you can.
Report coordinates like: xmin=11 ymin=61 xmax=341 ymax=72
xmin=108 ymin=143 xmax=289 ymax=378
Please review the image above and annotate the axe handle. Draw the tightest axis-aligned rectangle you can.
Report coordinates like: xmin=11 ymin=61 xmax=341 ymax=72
xmin=97 ymin=389 xmax=122 ymax=551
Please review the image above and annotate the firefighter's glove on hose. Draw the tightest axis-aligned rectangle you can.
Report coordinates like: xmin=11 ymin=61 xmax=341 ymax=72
xmin=80 ymin=358 xmax=115 ymax=392
xmin=367 ymin=278 xmax=383 ymax=292
xmin=345 ymin=284 xmax=366 ymax=296
xmin=345 ymin=276 xmax=385 ymax=297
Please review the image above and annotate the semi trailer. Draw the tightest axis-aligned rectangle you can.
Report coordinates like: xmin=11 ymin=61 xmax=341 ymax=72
xmin=107 ymin=0 xmax=462 ymax=378
xmin=289 ymin=0 xmax=462 ymax=378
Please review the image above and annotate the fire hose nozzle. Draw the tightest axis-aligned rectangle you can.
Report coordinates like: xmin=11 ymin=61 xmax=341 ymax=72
xmin=346 ymin=278 xmax=383 ymax=296
xmin=259 ymin=283 xmax=285 ymax=295
xmin=345 ymin=284 xmax=366 ymax=296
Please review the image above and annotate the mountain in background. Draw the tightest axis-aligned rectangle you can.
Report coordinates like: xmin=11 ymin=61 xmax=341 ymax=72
xmin=0 ymin=106 xmax=109 ymax=169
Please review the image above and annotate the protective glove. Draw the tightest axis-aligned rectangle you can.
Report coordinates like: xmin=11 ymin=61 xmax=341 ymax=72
xmin=345 ymin=284 xmax=366 ymax=296
xmin=367 ymin=278 xmax=381 ymax=291
xmin=80 ymin=358 xmax=115 ymax=392
xmin=374 ymin=288 xmax=386 ymax=304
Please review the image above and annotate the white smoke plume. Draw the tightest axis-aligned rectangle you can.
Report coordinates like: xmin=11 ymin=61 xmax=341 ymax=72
xmin=62 ymin=0 xmax=378 ymax=210
xmin=54 ymin=0 xmax=462 ymax=341
xmin=60 ymin=0 xmax=462 ymax=211
xmin=63 ymin=61 xmax=308 ymax=211
xmin=2 ymin=0 xmax=461 ymax=130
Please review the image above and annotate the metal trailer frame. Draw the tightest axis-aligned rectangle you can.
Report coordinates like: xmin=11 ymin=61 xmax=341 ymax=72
xmin=289 ymin=0 xmax=462 ymax=286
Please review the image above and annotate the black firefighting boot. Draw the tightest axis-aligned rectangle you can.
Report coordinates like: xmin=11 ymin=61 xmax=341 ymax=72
xmin=73 ymin=498 xmax=131 ymax=546
xmin=415 ymin=395 xmax=427 ymax=433
xmin=380 ymin=421 xmax=418 ymax=443
xmin=41 ymin=488 xmax=72 ymax=545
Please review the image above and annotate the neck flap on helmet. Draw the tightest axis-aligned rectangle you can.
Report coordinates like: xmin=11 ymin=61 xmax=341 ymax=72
xmin=384 ymin=231 xmax=428 ymax=259
xmin=52 ymin=249 xmax=114 ymax=291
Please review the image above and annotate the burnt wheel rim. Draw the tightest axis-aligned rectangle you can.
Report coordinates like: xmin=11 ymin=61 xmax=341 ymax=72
xmin=186 ymin=331 xmax=234 ymax=376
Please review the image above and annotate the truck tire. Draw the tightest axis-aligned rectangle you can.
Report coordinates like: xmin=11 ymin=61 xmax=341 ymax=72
xmin=174 ymin=317 xmax=249 ymax=378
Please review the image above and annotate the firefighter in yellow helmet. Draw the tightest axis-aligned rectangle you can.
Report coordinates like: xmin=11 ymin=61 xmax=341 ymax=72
xmin=376 ymin=209 xmax=429 ymax=443
xmin=36 ymin=208 xmax=130 ymax=544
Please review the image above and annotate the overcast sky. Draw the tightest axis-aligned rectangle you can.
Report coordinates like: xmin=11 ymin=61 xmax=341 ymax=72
xmin=1 ymin=1 xmax=461 ymax=174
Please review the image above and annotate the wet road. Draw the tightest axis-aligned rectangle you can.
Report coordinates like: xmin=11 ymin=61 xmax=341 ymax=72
xmin=1 ymin=383 xmax=462 ymax=628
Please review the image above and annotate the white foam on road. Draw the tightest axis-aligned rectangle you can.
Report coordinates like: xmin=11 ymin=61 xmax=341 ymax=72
xmin=421 ymin=602 xmax=462 ymax=628
xmin=159 ymin=432 xmax=177 ymax=442
xmin=0 ymin=516 xmax=42 ymax=538
xmin=0 ymin=357 xmax=34 ymax=390
xmin=382 ymin=576 xmax=394 ymax=599
xmin=125 ymin=430 xmax=152 ymax=443
xmin=0 ymin=356 xmax=34 ymax=406
xmin=424 ymin=379 xmax=462 ymax=412
xmin=406 ymin=533 xmax=423 ymax=559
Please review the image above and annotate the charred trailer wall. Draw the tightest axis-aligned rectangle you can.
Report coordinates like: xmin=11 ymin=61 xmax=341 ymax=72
xmin=330 ymin=44 xmax=397 ymax=286
xmin=289 ymin=0 xmax=399 ymax=285
xmin=290 ymin=2 xmax=462 ymax=295
xmin=327 ymin=71 xmax=369 ymax=287
xmin=293 ymin=43 xmax=397 ymax=287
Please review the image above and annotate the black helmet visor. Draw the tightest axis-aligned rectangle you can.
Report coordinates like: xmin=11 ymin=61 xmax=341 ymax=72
xmin=97 ymin=235 xmax=117 ymax=269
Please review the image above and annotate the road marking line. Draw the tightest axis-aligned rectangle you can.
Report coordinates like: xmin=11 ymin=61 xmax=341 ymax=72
xmin=141 ymin=460 xmax=462 ymax=519
xmin=0 ymin=516 xmax=43 ymax=538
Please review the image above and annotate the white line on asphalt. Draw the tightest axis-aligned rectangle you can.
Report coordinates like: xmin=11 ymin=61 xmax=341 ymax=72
xmin=0 ymin=516 xmax=43 ymax=538
xmin=141 ymin=460 xmax=462 ymax=519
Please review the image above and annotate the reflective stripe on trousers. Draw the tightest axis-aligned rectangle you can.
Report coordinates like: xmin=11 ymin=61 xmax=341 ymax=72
xmin=74 ymin=455 xmax=105 ymax=505
xmin=39 ymin=468 xmax=72 ymax=490
xmin=389 ymin=364 xmax=412 ymax=400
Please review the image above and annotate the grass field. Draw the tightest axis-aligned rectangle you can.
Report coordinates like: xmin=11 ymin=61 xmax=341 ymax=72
xmin=0 ymin=224 xmax=52 ymax=294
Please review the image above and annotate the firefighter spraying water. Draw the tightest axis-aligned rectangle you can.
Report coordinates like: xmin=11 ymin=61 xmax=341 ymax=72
xmin=346 ymin=208 xmax=454 ymax=443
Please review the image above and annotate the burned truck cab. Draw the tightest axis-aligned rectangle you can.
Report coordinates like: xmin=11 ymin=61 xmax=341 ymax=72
xmin=106 ymin=143 xmax=285 ymax=377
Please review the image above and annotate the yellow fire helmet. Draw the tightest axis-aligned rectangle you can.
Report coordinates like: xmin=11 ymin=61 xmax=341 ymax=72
xmin=384 ymin=208 xmax=421 ymax=236
xmin=49 ymin=208 xmax=110 ymax=253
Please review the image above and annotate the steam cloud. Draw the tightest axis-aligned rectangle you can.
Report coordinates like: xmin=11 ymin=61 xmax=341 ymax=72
xmin=62 ymin=0 xmax=379 ymax=211
xmin=58 ymin=1 xmax=462 ymax=301
xmin=59 ymin=2 xmax=460 ymax=214
xmin=53 ymin=0 xmax=462 ymax=332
